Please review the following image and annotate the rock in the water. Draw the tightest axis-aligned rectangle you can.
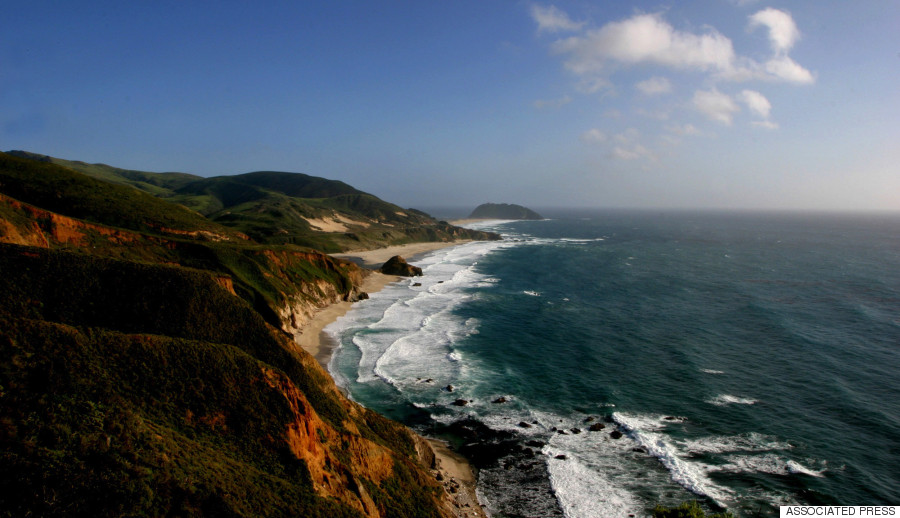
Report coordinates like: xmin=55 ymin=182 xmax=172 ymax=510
xmin=588 ymin=423 xmax=606 ymax=432
xmin=445 ymin=384 xmax=454 ymax=392
xmin=555 ymin=454 xmax=567 ymax=460
xmin=492 ymin=396 xmax=508 ymax=404
xmin=610 ymin=430 xmax=623 ymax=439
xmin=452 ymin=399 xmax=469 ymax=407
xmin=570 ymin=428 xmax=582 ymax=434
xmin=380 ymin=255 xmax=423 ymax=277
xmin=518 ymin=421 xmax=532 ymax=428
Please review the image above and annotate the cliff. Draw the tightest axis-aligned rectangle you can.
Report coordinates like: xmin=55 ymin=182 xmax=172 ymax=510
xmin=468 ymin=203 xmax=543 ymax=220
xmin=0 ymin=152 xmax=476 ymax=517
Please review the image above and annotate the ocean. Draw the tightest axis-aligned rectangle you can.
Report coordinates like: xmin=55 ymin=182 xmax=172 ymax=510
xmin=325 ymin=210 xmax=900 ymax=517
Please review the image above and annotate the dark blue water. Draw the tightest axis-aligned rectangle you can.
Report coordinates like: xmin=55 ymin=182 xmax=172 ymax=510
xmin=327 ymin=210 xmax=900 ymax=517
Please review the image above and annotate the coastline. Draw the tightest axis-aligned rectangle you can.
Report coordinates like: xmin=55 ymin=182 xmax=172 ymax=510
xmin=298 ymin=239 xmax=488 ymax=518
xmin=331 ymin=240 xmax=471 ymax=268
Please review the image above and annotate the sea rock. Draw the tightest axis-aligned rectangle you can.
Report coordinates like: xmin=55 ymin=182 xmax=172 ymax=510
xmin=380 ymin=255 xmax=423 ymax=277
xmin=452 ymin=399 xmax=469 ymax=407
xmin=445 ymin=384 xmax=454 ymax=392
xmin=492 ymin=396 xmax=508 ymax=404
xmin=555 ymin=454 xmax=567 ymax=460
xmin=570 ymin=428 xmax=582 ymax=434
xmin=518 ymin=421 xmax=532 ymax=429
xmin=588 ymin=423 xmax=606 ymax=432
xmin=610 ymin=430 xmax=623 ymax=439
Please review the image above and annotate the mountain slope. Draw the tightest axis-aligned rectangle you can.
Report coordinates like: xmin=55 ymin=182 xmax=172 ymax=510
xmin=469 ymin=203 xmax=543 ymax=220
xmin=0 ymin=152 xmax=243 ymax=241
xmin=0 ymin=245 xmax=445 ymax=517
xmin=7 ymin=151 xmax=500 ymax=251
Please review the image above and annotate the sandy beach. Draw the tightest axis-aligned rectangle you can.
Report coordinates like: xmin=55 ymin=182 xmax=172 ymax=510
xmin=297 ymin=239 xmax=487 ymax=517
xmin=330 ymin=240 xmax=471 ymax=268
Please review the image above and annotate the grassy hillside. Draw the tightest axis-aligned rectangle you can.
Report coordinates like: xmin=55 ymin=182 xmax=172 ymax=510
xmin=6 ymin=150 xmax=501 ymax=251
xmin=5 ymin=150 xmax=201 ymax=195
xmin=0 ymin=245 xmax=445 ymax=517
xmin=0 ymin=152 xmax=241 ymax=241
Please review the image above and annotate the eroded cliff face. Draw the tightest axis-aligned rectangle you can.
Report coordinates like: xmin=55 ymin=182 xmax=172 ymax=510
xmin=262 ymin=367 xmax=393 ymax=516
xmin=256 ymin=248 xmax=369 ymax=337
xmin=0 ymin=192 xmax=241 ymax=247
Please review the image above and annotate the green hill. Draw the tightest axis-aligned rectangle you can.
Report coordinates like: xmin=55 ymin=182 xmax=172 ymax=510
xmin=0 ymin=245 xmax=444 ymax=517
xmin=7 ymin=150 xmax=501 ymax=252
xmin=469 ymin=203 xmax=543 ymax=220
xmin=0 ymin=152 xmax=241 ymax=241
xmin=0 ymin=149 xmax=490 ymax=516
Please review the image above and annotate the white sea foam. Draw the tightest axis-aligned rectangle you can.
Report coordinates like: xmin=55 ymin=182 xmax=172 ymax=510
xmin=707 ymin=394 xmax=758 ymax=406
xmin=711 ymin=454 xmax=826 ymax=478
xmin=678 ymin=433 xmax=792 ymax=455
xmin=524 ymin=290 xmax=541 ymax=297
xmin=614 ymin=412 xmax=733 ymax=507
xmin=547 ymin=451 xmax=641 ymax=518
xmin=701 ymin=368 xmax=725 ymax=375
xmin=327 ymin=237 xmax=517 ymax=398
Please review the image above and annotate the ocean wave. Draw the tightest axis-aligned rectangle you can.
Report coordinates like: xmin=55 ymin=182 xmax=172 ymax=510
xmin=711 ymin=454 xmax=826 ymax=478
xmin=547 ymin=452 xmax=641 ymax=518
xmin=706 ymin=394 xmax=758 ymax=406
xmin=678 ymin=433 xmax=793 ymax=455
xmin=614 ymin=412 xmax=733 ymax=507
xmin=701 ymin=368 xmax=725 ymax=375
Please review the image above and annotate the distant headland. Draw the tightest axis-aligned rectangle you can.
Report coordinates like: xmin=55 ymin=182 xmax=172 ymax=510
xmin=468 ymin=203 xmax=543 ymax=220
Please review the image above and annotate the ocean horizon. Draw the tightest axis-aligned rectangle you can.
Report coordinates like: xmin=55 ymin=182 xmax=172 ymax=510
xmin=325 ymin=209 xmax=900 ymax=517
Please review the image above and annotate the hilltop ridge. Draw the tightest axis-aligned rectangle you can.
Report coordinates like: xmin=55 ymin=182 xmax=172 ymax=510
xmin=0 ymin=150 xmax=495 ymax=517
xmin=469 ymin=203 xmax=543 ymax=220
xmin=7 ymin=150 xmax=500 ymax=251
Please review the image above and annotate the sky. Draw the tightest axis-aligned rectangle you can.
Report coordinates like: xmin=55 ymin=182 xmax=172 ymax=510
xmin=2 ymin=1 xmax=898 ymax=212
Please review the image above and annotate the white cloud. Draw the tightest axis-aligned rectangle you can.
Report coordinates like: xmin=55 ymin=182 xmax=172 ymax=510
xmin=636 ymin=76 xmax=672 ymax=95
xmin=738 ymin=89 xmax=771 ymax=118
xmin=611 ymin=143 xmax=656 ymax=161
xmin=530 ymin=4 xmax=585 ymax=33
xmin=693 ymin=89 xmax=740 ymax=124
xmin=752 ymin=120 xmax=779 ymax=129
xmin=763 ymin=55 xmax=814 ymax=84
xmin=581 ymin=128 xmax=608 ymax=143
xmin=551 ymin=13 xmax=736 ymax=75
xmin=533 ymin=96 xmax=573 ymax=109
xmin=537 ymin=8 xmax=814 ymax=86
xmin=666 ymin=123 xmax=702 ymax=136
xmin=749 ymin=8 xmax=800 ymax=53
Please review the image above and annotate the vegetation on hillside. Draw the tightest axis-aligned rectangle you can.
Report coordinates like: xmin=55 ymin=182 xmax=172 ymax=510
xmin=0 ymin=152 xmax=239 ymax=240
xmin=0 ymin=245 xmax=444 ymax=517
xmin=6 ymin=150 xmax=501 ymax=251
xmin=0 ymin=151 xmax=468 ymax=516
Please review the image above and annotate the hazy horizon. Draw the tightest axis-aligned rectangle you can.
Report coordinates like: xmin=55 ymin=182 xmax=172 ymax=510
xmin=2 ymin=2 xmax=897 ymax=213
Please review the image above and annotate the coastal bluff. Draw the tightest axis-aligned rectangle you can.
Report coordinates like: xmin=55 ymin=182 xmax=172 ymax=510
xmin=468 ymin=203 xmax=543 ymax=220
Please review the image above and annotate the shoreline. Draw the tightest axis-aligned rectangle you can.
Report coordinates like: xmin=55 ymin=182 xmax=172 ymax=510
xmin=298 ymin=239 xmax=488 ymax=518
xmin=331 ymin=240 xmax=472 ymax=269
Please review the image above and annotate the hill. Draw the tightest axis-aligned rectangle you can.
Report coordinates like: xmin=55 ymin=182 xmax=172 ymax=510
xmin=0 ymin=245 xmax=444 ymax=517
xmin=0 ymin=152 xmax=462 ymax=516
xmin=7 ymin=150 xmax=500 ymax=252
xmin=469 ymin=203 xmax=543 ymax=220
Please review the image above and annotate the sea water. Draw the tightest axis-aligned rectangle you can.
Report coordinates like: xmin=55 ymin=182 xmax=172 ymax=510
xmin=325 ymin=210 xmax=900 ymax=517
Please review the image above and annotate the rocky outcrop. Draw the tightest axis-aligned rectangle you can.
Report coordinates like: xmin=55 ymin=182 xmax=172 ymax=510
xmin=380 ymin=255 xmax=423 ymax=277
xmin=469 ymin=203 xmax=543 ymax=220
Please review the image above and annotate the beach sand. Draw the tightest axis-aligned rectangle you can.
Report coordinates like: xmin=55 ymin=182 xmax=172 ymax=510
xmin=294 ymin=271 xmax=401 ymax=367
xmin=330 ymin=240 xmax=470 ymax=268
xmin=297 ymin=240 xmax=488 ymax=517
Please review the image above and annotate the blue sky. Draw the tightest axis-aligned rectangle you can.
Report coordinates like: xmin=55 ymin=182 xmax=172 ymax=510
xmin=2 ymin=1 xmax=898 ymax=212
